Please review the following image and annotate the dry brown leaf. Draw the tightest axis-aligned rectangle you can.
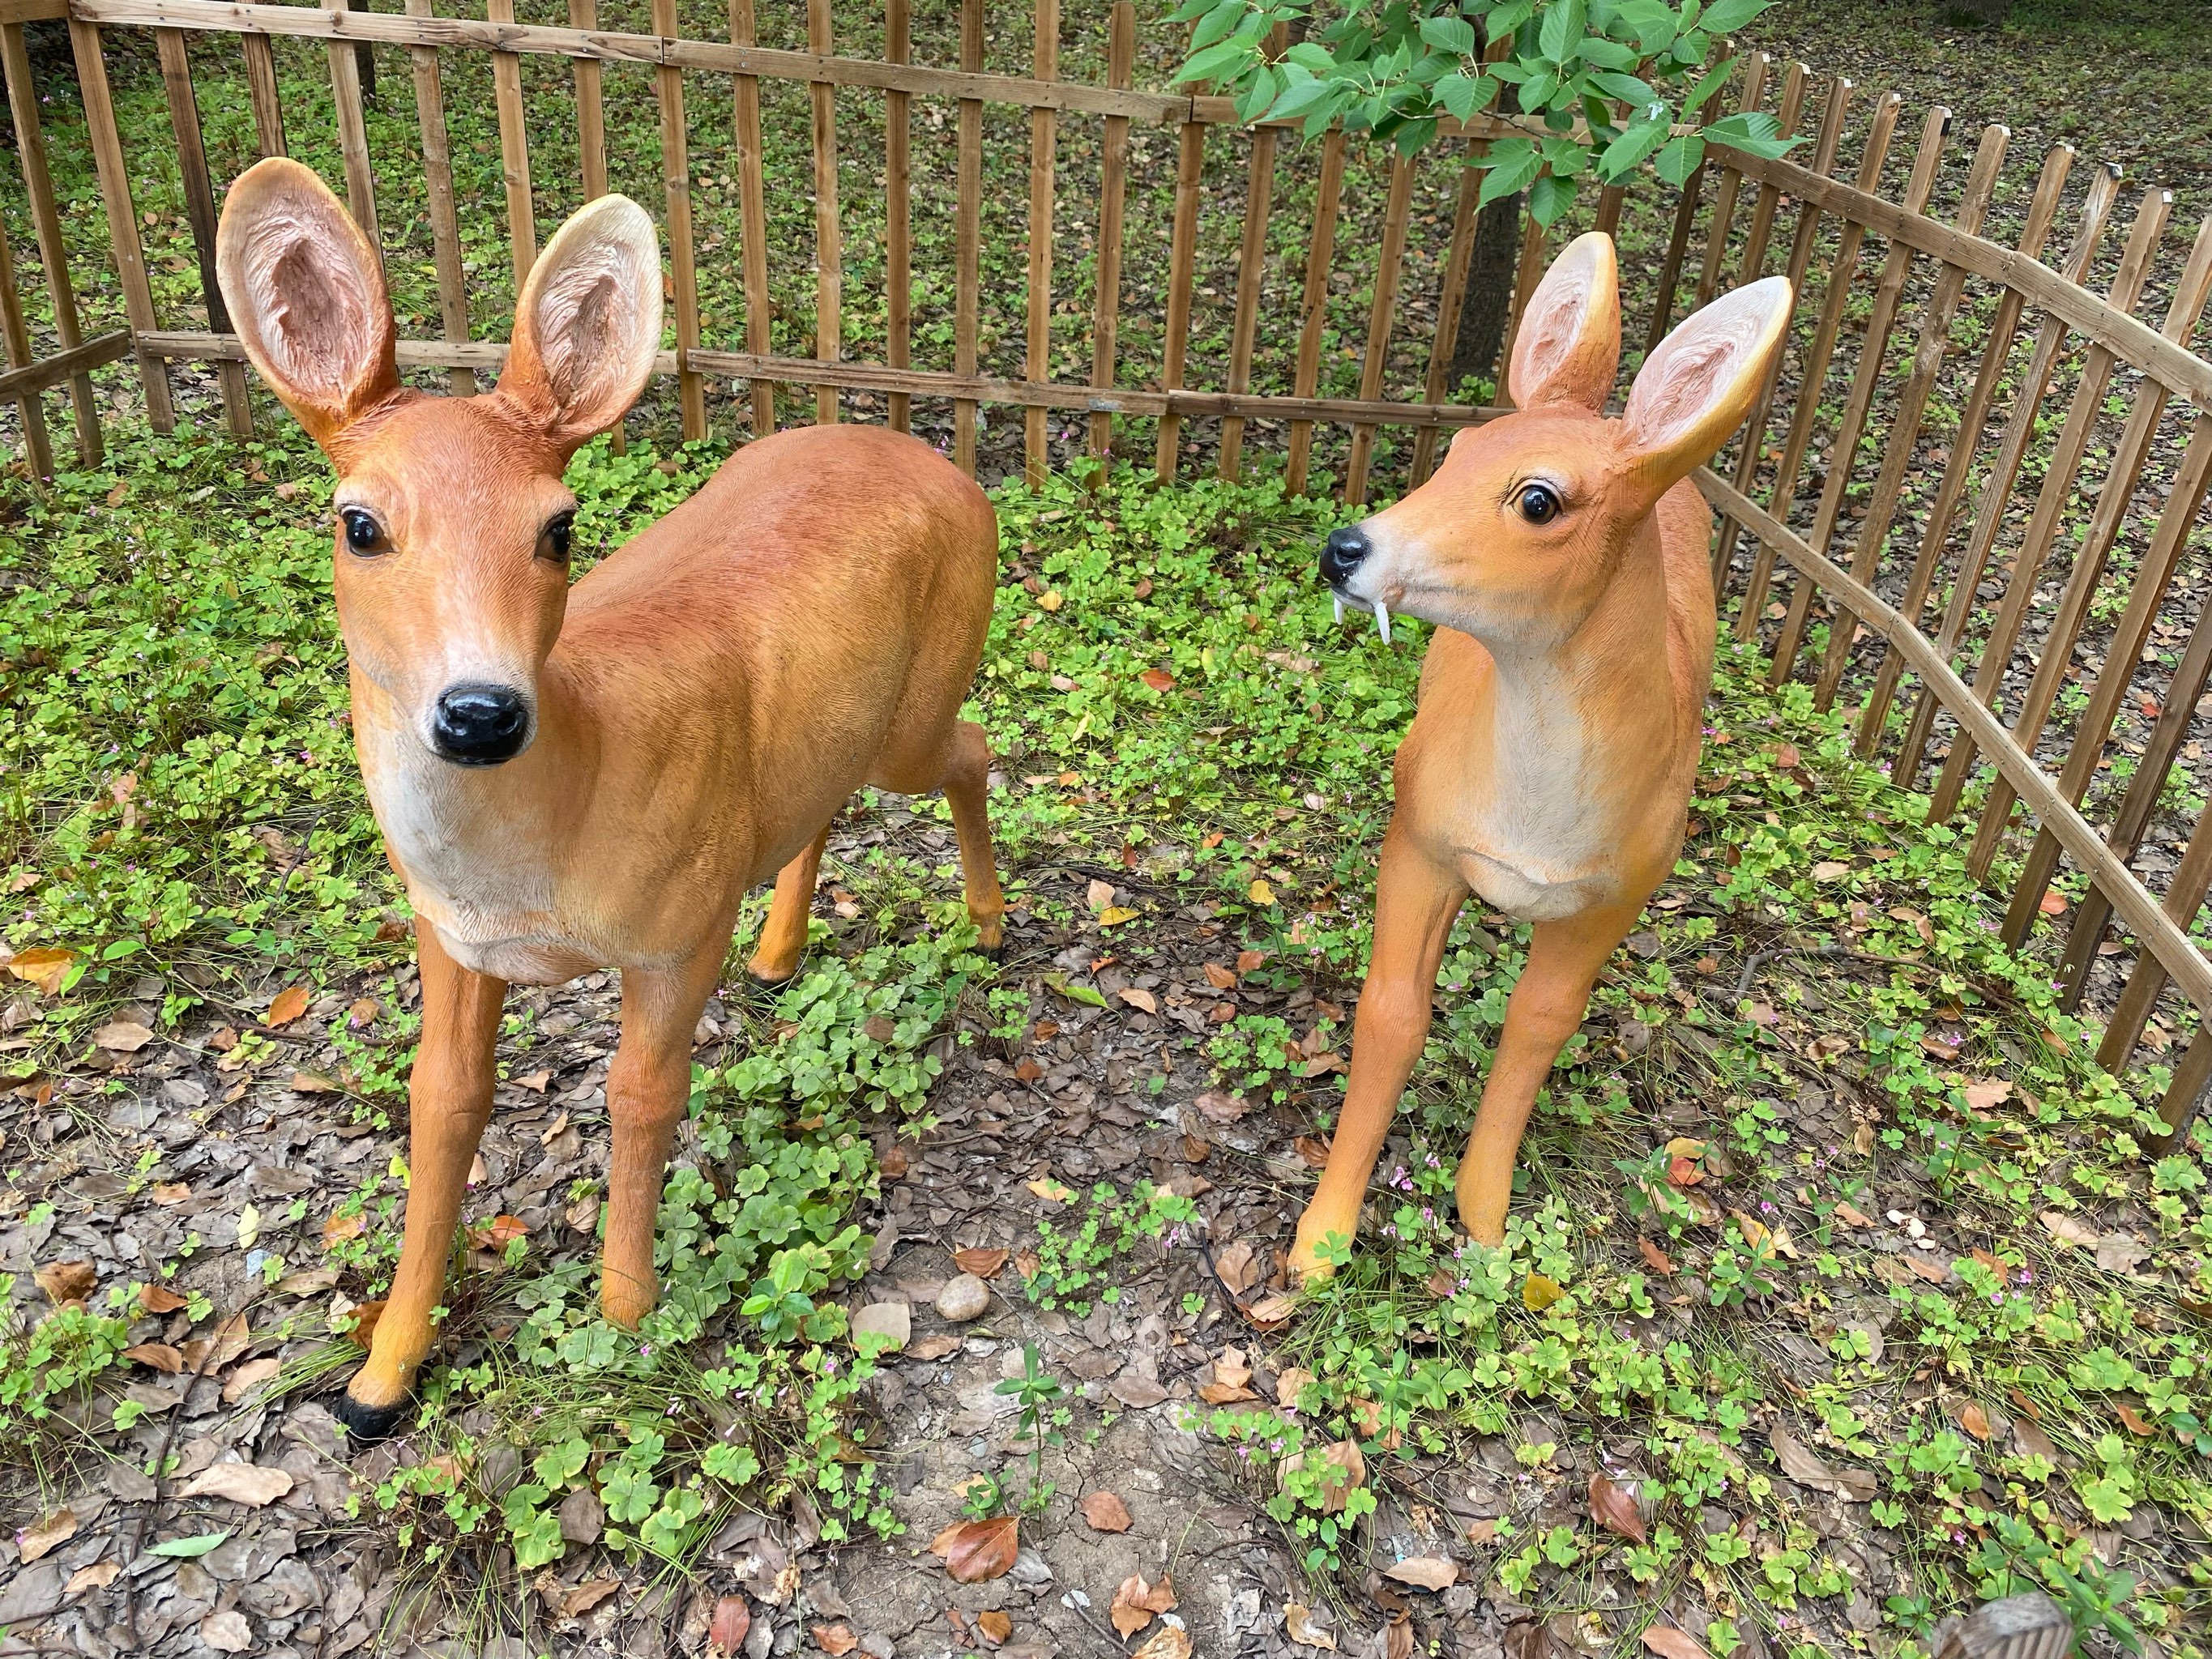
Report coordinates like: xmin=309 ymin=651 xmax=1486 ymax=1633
xmin=1381 ymin=1555 xmax=1458 ymax=1591
xmin=952 ymin=1247 xmax=1010 ymax=1279
xmin=929 ymin=1516 xmax=1018 ymax=1584
xmin=93 ymin=1020 xmax=156 ymax=1053
xmin=1767 ymin=1427 xmax=1877 ymax=1501
xmin=813 ymin=1624 xmax=857 ymax=1655
xmin=123 ymin=1341 xmax=185 ymax=1373
xmin=265 ymin=985 xmax=310 ymax=1028
xmin=1284 ymin=1604 xmax=1337 ymax=1651
xmin=346 ymin=1299 xmax=387 ymax=1350
xmin=466 ymin=1213 xmax=529 ymax=1252
xmin=1385 ymin=1614 xmax=1416 ymax=1659
xmin=1641 ymin=1626 xmax=1714 ymax=1659
xmin=1274 ymin=1367 xmax=1315 ymax=1413
xmin=1589 ymin=1472 xmax=1648 ymax=1544
xmin=2116 ymin=1403 xmax=2156 ymax=1436
xmin=323 ymin=1212 xmax=365 ymax=1246
xmin=6 ymin=947 xmax=75 ymax=996
xmin=1117 ymin=987 xmax=1159 ymax=1015
xmin=545 ymin=1576 xmax=622 ymax=1619
xmin=222 ymin=1357 xmax=284 ymax=1405
xmin=1202 ymin=962 xmax=1237 ymax=989
xmin=1192 ymin=1090 xmax=1249 ymax=1123
xmin=1110 ymin=1572 xmax=1178 ymax=1637
xmin=707 ymin=1596 xmax=752 ymax=1654
xmin=1132 ymin=1626 xmax=1193 ymax=1659
xmin=1292 ymin=1134 xmax=1331 ymax=1169
xmin=65 ymin=1560 xmax=121 ymax=1596
xmin=2039 ymin=1210 xmax=2099 ymax=1249
xmin=178 ymin=1461 xmax=294 ymax=1507
xmin=1079 ymin=1490 xmax=1133 ymax=1533
xmin=1522 ymin=1273 xmax=1565 ymax=1311
xmin=1833 ymin=1201 xmax=1873 ymax=1228
xmin=19 ymin=1508 xmax=79 ymax=1562
xmin=976 ymin=1610 xmax=1012 ymax=1646
xmin=139 ymin=1283 xmax=188 ymax=1315
xmin=35 ymin=1260 xmax=96 ymax=1305
xmin=1086 ymin=878 xmax=1117 ymax=912
xmin=908 ymin=1334 xmax=962 ymax=1362
xmin=1958 ymin=1402 xmax=1993 ymax=1441
xmin=1638 ymin=1237 xmax=1676 ymax=1276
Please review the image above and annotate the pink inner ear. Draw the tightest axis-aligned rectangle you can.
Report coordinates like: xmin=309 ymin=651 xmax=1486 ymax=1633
xmin=526 ymin=231 xmax=655 ymax=429
xmin=1623 ymin=297 xmax=1773 ymax=451
xmin=1516 ymin=267 xmax=1595 ymax=394
xmin=241 ymin=206 xmax=376 ymax=400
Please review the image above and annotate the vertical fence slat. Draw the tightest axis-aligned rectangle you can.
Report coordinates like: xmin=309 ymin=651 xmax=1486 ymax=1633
xmin=1978 ymin=221 xmax=2212 ymax=899
xmin=1343 ymin=151 xmax=1416 ymax=506
xmin=2022 ymin=421 xmax=2212 ymax=970
xmin=320 ymin=0 xmax=382 ymax=259
xmin=652 ymin=0 xmax=705 ymax=440
xmin=953 ymin=0 xmax=984 ymax=475
xmin=1642 ymin=43 xmax=1731 ymax=356
xmin=1218 ymin=124 xmax=1277 ymax=482
xmin=1284 ymin=128 xmax=1346 ymax=497
xmin=1893 ymin=163 xmax=2124 ymax=781
xmin=241 ymin=31 xmax=286 ymax=156
xmin=1807 ymin=121 xmax=2009 ymax=709
xmin=1085 ymin=0 xmax=1134 ymax=474
xmin=1763 ymin=104 xmax=1950 ymax=687
xmin=1713 ymin=72 xmax=1850 ymax=592
xmin=1731 ymin=95 xmax=1909 ymax=639
xmin=68 ymin=18 xmax=173 ymax=429
xmin=731 ymin=0 xmax=775 ymax=438
xmin=568 ymin=0 xmax=606 ymax=198
xmin=1926 ymin=189 xmax=2173 ymax=832
xmin=1853 ymin=143 xmax=2076 ymax=755
xmin=155 ymin=28 xmax=253 ymax=438
xmin=1153 ymin=110 xmax=1206 ymax=481
xmin=1492 ymin=207 xmax=1548 ymax=408
xmin=1409 ymin=152 xmax=1484 ymax=488
xmin=1023 ymin=0 xmax=1057 ymax=483
xmin=406 ymin=0 xmax=474 ymax=396
xmin=885 ymin=0 xmax=910 ymax=433
xmin=1691 ymin=53 xmax=1771 ymax=311
xmin=2096 ymin=755 xmax=2212 ymax=1063
xmin=485 ymin=0 xmax=536 ymax=292
xmin=809 ymin=0 xmax=842 ymax=425
xmin=2 ymin=20 xmax=100 ymax=463
xmin=0 ymin=207 xmax=54 ymax=476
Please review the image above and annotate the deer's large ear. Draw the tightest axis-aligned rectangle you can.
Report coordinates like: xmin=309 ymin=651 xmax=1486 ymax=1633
xmin=497 ymin=194 xmax=663 ymax=454
xmin=1620 ymin=275 xmax=1794 ymax=495
xmin=1506 ymin=231 xmax=1621 ymax=412
xmin=216 ymin=157 xmax=399 ymax=456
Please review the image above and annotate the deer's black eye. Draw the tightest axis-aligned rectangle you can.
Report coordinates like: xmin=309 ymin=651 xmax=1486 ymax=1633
xmin=340 ymin=509 xmax=386 ymax=555
xmin=1518 ymin=483 xmax=1561 ymax=525
xmin=543 ymin=513 xmax=574 ymax=564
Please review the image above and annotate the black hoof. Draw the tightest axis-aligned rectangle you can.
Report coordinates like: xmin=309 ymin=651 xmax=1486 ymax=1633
xmin=976 ymin=938 xmax=1006 ymax=962
xmin=748 ymin=965 xmax=796 ymax=989
xmin=334 ymin=1391 xmax=413 ymax=1446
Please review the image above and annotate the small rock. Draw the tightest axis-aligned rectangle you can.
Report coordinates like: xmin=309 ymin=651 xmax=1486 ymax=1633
xmin=935 ymin=1273 xmax=991 ymax=1322
xmin=852 ymin=1301 xmax=912 ymax=1351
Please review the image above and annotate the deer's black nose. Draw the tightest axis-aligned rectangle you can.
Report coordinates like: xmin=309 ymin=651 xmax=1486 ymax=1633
xmin=431 ymin=683 xmax=532 ymax=766
xmin=1321 ymin=526 xmax=1373 ymax=587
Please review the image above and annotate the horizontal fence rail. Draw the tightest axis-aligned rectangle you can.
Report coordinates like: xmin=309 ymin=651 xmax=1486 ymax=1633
xmin=5 ymin=8 xmax=2212 ymax=1135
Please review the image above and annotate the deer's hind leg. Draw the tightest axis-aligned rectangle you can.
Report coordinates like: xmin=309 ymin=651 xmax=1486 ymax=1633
xmin=749 ymin=822 xmax=832 ymax=986
xmin=870 ymin=715 xmax=1006 ymax=954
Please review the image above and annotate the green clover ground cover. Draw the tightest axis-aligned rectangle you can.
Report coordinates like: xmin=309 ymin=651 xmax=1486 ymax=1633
xmin=3 ymin=427 xmax=2210 ymax=1653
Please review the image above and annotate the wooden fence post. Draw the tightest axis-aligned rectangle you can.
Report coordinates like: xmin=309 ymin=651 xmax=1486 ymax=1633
xmin=652 ymin=0 xmax=706 ymax=440
xmin=953 ymin=0 xmax=984 ymax=476
xmin=809 ymin=0 xmax=842 ymax=425
xmin=730 ymin=0 xmax=775 ymax=439
xmin=2 ymin=20 xmax=101 ymax=463
xmin=156 ymin=28 xmax=254 ymax=437
xmin=67 ymin=15 xmax=173 ymax=430
xmin=1284 ymin=129 xmax=1345 ymax=496
xmin=886 ymin=0 xmax=911 ymax=433
xmin=1023 ymin=0 xmax=1057 ymax=485
xmin=1084 ymin=1 xmax=1134 ymax=476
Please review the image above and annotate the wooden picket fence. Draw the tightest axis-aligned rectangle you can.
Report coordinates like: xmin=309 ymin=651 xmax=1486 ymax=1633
xmin=6 ymin=2 xmax=2212 ymax=1134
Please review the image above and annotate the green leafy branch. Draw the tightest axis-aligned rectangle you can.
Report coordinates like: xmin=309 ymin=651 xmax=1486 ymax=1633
xmin=1170 ymin=0 xmax=1798 ymax=226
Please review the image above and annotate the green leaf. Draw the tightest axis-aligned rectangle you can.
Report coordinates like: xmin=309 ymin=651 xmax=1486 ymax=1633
xmin=1235 ymin=65 xmax=1280 ymax=121
xmin=1489 ymin=0 xmax=1539 ymax=36
xmin=1190 ymin=0 xmax=1246 ymax=52
xmin=1394 ymin=117 xmax=1439 ymax=156
xmin=1539 ymin=0 xmax=1586 ymax=65
xmin=1592 ymin=70 xmax=1657 ymax=103
xmin=1706 ymin=109 xmax=1797 ymax=158
xmin=1598 ymin=113 xmax=1672 ymax=180
xmin=1434 ymin=70 xmax=1489 ymax=122
xmin=1283 ymin=40 xmax=1334 ymax=70
xmin=1529 ymin=173 xmax=1577 ymax=226
xmin=1177 ymin=37 xmax=1258 ymax=85
xmin=1267 ymin=75 xmax=1339 ymax=123
xmin=151 ymin=1531 xmax=232 ymax=1559
xmin=1477 ymin=138 xmax=1542 ymax=207
xmin=1680 ymin=54 xmax=1737 ymax=115
xmin=1654 ymin=131 xmax=1705 ymax=186
xmin=1168 ymin=0 xmax=1215 ymax=19
xmin=1699 ymin=0 xmax=1772 ymax=31
xmin=1044 ymin=975 xmax=1108 ymax=1009
xmin=1418 ymin=14 xmax=1478 ymax=55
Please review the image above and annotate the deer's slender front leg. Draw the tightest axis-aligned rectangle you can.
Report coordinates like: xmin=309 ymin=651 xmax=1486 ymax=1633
xmin=338 ymin=922 xmax=505 ymax=1441
xmin=749 ymin=824 xmax=831 ymax=986
xmin=1455 ymin=898 xmax=1641 ymax=1245
xmin=601 ymin=942 xmax=727 ymax=1328
xmin=1291 ymin=823 xmax=1467 ymax=1282
xmin=936 ymin=719 xmax=1006 ymax=953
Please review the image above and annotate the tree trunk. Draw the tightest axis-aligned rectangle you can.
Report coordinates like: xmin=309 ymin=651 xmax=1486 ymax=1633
xmin=346 ymin=0 xmax=376 ymax=101
xmin=1446 ymin=189 xmax=1522 ymax=397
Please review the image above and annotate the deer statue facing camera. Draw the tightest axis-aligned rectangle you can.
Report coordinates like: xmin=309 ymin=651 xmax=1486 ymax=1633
xmin=216 ymin=159 xmax=1006 ymax=1440
xmin=1292 ymin=232 xmax=1792 ymax=1279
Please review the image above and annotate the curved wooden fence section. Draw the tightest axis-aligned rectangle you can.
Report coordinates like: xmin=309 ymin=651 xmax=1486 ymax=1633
xmin=3 ymin=6 xmax=2212 ymax=1132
